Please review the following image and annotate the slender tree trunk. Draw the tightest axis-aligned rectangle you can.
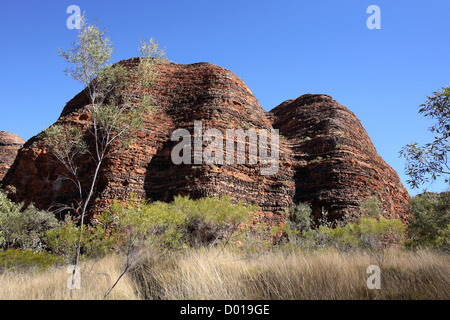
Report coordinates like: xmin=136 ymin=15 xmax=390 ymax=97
xmin=70 ymin=154 xmax=104 ymax=298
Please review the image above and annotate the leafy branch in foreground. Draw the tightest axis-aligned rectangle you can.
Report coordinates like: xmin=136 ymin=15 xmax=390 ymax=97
xmin=400 ymin=86 xmax=450 ymax=189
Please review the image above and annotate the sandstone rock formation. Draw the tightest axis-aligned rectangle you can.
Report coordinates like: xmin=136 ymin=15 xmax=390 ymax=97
xmin=0 ymin=131 xmax=24 ymax=182
xmin=270 ymin=94 xmax=410 ymax=220
xmin=1 ymin=59 xmax=409 ymax=222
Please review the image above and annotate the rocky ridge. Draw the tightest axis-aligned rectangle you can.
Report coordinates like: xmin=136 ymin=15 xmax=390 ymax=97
xmin=1 ymin=59 xmax=409 ymax=221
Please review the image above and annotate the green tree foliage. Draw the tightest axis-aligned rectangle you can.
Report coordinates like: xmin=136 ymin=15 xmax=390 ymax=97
xmin=400 ymin=86 xmax=450 ymax=189
xmin=58 ymin=15 xmax=113 ymax=99
xmin=407 ymin=192 xmax=450 ymax=251
xmin=43 ymin=15 xmax=168 ymax=219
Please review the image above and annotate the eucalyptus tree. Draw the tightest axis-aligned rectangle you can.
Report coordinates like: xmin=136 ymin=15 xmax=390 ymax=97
xmin=400 ymin=87 xmax=450 ymax=189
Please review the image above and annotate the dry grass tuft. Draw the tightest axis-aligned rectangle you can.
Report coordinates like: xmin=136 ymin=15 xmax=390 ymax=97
xmin=0 ymin=248 xmax=448 ymax=300
xmin=0 ymin=255 xmax=138 ymax=300
xmin=133 ymin=248 xmax=450 ymax=300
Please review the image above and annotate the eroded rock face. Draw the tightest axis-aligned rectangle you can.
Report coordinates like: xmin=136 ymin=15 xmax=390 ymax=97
xmin=270 ymin=94 xmax=410 ymax=220
xmin=2 ymin=59 xmax=293 ymax=219
xmin=1 ymin=59 xmax=409 ymax=221
xmin=0 ymin=131 xmax=24 ymax=182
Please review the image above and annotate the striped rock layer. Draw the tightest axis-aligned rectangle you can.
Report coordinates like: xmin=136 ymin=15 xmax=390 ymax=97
xmin=1 ymin=59 xmax=409 ymax=221
xmin=0 ymin=131 xmax=24 ymax=181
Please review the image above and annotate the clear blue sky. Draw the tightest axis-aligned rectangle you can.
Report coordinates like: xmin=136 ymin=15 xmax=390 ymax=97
xmin=1 ymin=0 xmax=449 ymax=195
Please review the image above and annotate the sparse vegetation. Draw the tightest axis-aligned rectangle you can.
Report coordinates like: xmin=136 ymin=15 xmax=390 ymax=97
xmin=0 ymin=190 xmax=448 ymax=300
xmin=273 ymin=200 xmax=405 ymax=252
xmin=297 ymin=136 xmax=312 ymax=143
xmin=132 ymin=247 xmax=449 ymax=300
xmin=310 ymin=156 xmax=323 ymax=164
xmin=0 ymin=254 xmax=137 ymax=300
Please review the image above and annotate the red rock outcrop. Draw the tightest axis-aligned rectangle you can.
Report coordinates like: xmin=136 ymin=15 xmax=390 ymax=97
xmin=2 ymin=59 xmax=293 ymax=219
xmin=1 ymin=59 xmax=409 ymax=221
xmin=0 ymin=131 xmax=24 ymax=182
xmin=270 ymin=94 xmax=410 ymax=220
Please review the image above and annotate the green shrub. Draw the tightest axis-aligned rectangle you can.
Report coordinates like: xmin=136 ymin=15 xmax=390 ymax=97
xmin=318 ymin=217 xmax=406 ymax=251
xmin=274 ymin=203 xmax=331 ymax=251
xmin=274 ymin=203 xmax=314 ymax=247
xmin=105 ymin=195 xmax=257 ymax=251
xmin=43 ymin=195 xmax=257 ymax=262
xmin=359 ymin=195 xmax=383 ymax=218
xmin=44 ymin=217 xmax=79 ymax=261
xmin=274 ymin=201 xmax=405 ymax=252
xmin=0 ymin=192 xmax=59 ymax=251
xmin=407 ymin=192 xmax=450 ymax=251
xmin=283 ymin=202 xmax=313 ymax=234
xmin=44 ymin=216 xmax=113 ymax=262
xmin=0 ymin=249 xmax=63 ymax=272
xmin=236 ymin=222 xmax=275 ymax=255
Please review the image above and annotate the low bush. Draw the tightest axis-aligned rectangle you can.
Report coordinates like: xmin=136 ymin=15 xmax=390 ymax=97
xmin=274 ymin=200 xmax=405 ymax=252
xmin=317 ymin=217 xmax=405 ymax=251
xmin=0 ymin=249 xmax=63 ymax=272
xmin=44 ymin=216 xmax=113 ymax=262
xmin=359 ymin=195 xmax=384 ymax=218
xmin=103 ymin=195 xmax=257 ymax=252
xmin=0 ymin=192 xmax=59 ymax=251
